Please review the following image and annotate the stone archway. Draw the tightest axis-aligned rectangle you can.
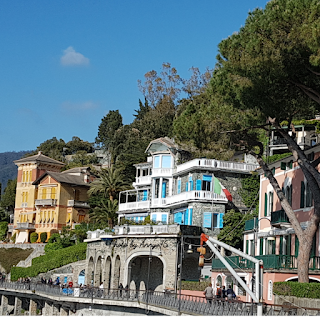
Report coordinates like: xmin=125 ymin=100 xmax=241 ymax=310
xmin=104 ymin=256 xmax=112 ymax=290
xmin=87 ymin=257 xmax=94 ymax=285
xmin=113 ymin=256 xmax=121 ymax=289
xmin=129 ymin=255 xmax=164 ymax=292
xmin=94 ymin=256 xmax=103 ymax=286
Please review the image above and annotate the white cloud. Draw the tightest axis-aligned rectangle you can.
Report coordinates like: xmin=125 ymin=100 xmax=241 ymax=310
xmin=60 ymin=46 xmax=90 ymax=66
xmin=61 ymin=101 xmax=99 ymax=111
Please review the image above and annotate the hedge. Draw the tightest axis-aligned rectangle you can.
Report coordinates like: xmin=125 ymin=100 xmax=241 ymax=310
xmin=40 ymin=232 xmax=47 ymax=243
xmin=30 ymin=232 xmax=38 ymax=243
xmin=273 ymin=282 xmax=320 ymax=299
xmin=181 ymin=281 xmax=211 ymax=291
xmin=11 ymin=242 xmax=87 ymax=281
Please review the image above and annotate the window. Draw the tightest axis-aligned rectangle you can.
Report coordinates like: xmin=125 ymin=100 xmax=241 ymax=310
xmin=177 ymin=179 xmax=181 ymax=194
xmin=202 ymin=180 xmax=211 ymax=191
xmin=250 ymin=240 xmax=255 ymax=256
xmin=154 ymin=179 xmax=160 ymax=198
xmin=264 ymin=193 xmax=268 ymax=217
xmin=306 ymin=182 xmax=313 ymax=207
xmin=161 ymin=214 xmax=167 ymax=223
xmin=259 ymin=238 xmax=264 ymax=255
xmin=162 ymin=155 xmax=172 ymax=168
xmin=162 ymin=181 xmax=167 ymax=198
xmin=42 ymin=188 xmax=47 ymax=199
xmin=174 ymin=208 xmax=192 ymax=225
xmin=154 ymin=156 xmax=160 ymax=168
xmin=285 ymin=185 xmax=292 ymax=206
xmin=189 ymin=176 xmax=193 ymax=191
xmin=268 ymin=192 xmax=274 ymax=215
xmin=152 ymin=214 xmax=157 ymax=222
xmin=203 ymin=212 xmax=224 ymax=229
xmin=300 ymin=181 xmax=305 ymax=208
xmin=51 ymin=188 xmax=56 ymax=199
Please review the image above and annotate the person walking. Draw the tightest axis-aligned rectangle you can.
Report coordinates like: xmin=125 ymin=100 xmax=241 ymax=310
xmin=222 ymin=285 xmax=227 ymax=299
xmin=227 ymin=285 xmax=236 ymax=300
xmin=118 ymin=283 xmax=123 ymax=297
xmin=216 ymin=284 xmax=222 ymax=299
xmin=203 ymin=283 xmax=214 ymax=304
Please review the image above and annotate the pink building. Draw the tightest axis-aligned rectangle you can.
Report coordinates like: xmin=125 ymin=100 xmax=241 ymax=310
xmin=211 ymin=145 xmax=320 ymax=304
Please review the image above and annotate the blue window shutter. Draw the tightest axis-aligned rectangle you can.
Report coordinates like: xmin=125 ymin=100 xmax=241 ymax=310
xmin=177 ymin=180 xmax=181 ymax=194
xmin=162 ymin=182 xmax=167 ymax=198
xmin=196 ymin=179 xmax=202 ymax=191
xmin=184 ymin=209 xmax=189 ymax=226
xmin=186 ymin=182 xmax=188 ymax=192
xmin=174 ymin=212 xmax=182 ymax=224
xmin=189 ymin=208 xmax=193 ymax=225
xmin=152 ymin=214 xmax=157 ymax=222
xmin=219 ymin=213 xmax=224 ymax=228
xmin=142 ymin=190 xmax=147 ymax=201
xmin=203 ymin=212 xmax=212 ymax=228
xmin=161 ymin=214 xmax=167 ymax=223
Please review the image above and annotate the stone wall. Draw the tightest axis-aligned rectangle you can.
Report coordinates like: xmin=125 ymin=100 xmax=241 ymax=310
xmin=274 ymin=294 xmax=320 ymax=314
xmin=86 ymin=236 xmax=179 ymax=291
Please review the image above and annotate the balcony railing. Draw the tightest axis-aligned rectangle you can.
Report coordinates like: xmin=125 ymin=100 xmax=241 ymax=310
xmin=212 ymin=254 xmax=320 ymax=271
xmin=151 ymin=168 xmax=174 ymax=177
xmin=271 ymin=209 xmax=290 ymax=226
xmin=35 ymin=199 xmax=57 ymax=206
xmin=67 ymin=200 xmax=90 ymax=209
xmin=176 ymin=159 xmax=258 ymax=174
xmin=15 ymin=222 xmax=36 ymax=230
xmin=133 ymin=176 xmax=152 ymax=186
xmin=118 ymin=200 xmax=150 ymax=211
xmin=168 ymin=190 xmax=227 ymax=205
xmin=244 ymin=218 xmax=258 ymax=231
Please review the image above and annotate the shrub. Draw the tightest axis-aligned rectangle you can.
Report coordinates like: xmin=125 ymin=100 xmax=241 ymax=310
xmin=0 ymin=222 xmax=8 ymax=241
xmin=30 ymin=232 xmax=38 ymax=243
xmin=11 ymin=242 xmax=87 ymax=281
xmin=181 ymin=281 xmax=211 ymax=291
xmin=47 ymin=233 xmax=60 ymax=243
xmin=273 ymin=282 xmax=320 ymax=299
xmin=40 ymin=232 xmax=47 ymax=243
xmin=11 ymin=233 xmax=16 ymax=243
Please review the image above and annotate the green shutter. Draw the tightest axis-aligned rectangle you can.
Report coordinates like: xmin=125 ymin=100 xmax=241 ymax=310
xmin=280 ymin=162 xmax=286 ymax=170
xmin=259 ymin=238 xmax=264 ymax=255
xmin=300 ymin=181 xmax=305 ymax=208
xmin=295 ymin=236 xmax=299 ymax=257
xmin=264 ymin=193 xmax=268 ymax=217
xmin=272 ymin=240 xmax=276 ymax=254
xmin=279 ymin=236 xmax=283 ymax=255
xmin=246 ymin=240 xmax=249 ymax=254
xmin=286 ymin=235 xmax=291 ymax=256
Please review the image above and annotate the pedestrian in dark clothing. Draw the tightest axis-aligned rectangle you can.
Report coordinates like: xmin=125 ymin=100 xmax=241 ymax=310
xmin=222 ymin=285 xmax=227 ymax=299
xmin=227 ymin=285 xmax=236 ymax=300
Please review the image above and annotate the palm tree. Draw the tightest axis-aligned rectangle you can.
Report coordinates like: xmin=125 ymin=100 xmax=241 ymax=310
xmin=89 ymin=199 xmax=118 ymax=228
xmin=88 ymin=166 xmax=131 ymax=201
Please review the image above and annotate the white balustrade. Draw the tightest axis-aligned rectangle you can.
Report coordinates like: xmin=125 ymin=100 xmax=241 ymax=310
xmin=151 ymin=198 xmax=167 ymax=207
xmin=152 ymin=168 xmax=173 ymax=177
xmin=152 ymin=225 xmax=169 ymax=234
xmin=118 ymin=201 xmax=150 ymax=211
xmin=128 ymin=226 xmax=146 ymax=234
xmin=176 ymin=158 xmax=258 ymax=173
xmin=134 ymin=176 xmax=152 ymax=185
xmin=166 ymin=190 xmax=228 ymax=205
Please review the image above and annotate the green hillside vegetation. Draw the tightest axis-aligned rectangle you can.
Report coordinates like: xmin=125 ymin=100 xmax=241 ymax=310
xmin=10 ymin=242 xmax=87 ymax=281
xmin=0 ymin=248 xmax=34 ymax=273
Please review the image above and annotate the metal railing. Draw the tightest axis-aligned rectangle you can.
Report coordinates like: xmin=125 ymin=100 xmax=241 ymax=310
xmin=212 ymin=254 xmax=320 ymax=271
xmin=271 ymin=209 xmax=290 ymax=225
xmin=0 ymin=282 xmax=319 ymax=316
xmin=244 ymin=218 xmax=258 ymax=231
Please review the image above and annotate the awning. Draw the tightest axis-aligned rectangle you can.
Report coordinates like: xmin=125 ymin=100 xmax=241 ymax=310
xmin=124 ymin=212 xmax=149 ymax=218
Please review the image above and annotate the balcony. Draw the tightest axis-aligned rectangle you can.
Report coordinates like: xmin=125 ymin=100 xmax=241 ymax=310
xmin=176 ymin=159 xmax=258 ymax=174
xmin=151 ymin=168 xmax=174 ymax=177
xmin=133 ymin=175 xmax=152 ymax=187
xmin=67 ymin=200 xmax=90 ymax=209
xmin=35 ymin=199 xmax=57 ymax=206
xmin=15 ymin=222 xmax=36 ymax=230
xmin=118 ymin=200 xmax=150 ymax=212
xmin=269 ymin=137 xmax=288 ymax=146
xmin=271 ymin=209 xmax=290 ymax=227
xmin=154 ymin=191 xmax=227 ymax=207
xmin=212 ymin=254 xmax=320 ymax=271
xmin=244 ymin=218 xmax=258 ymax=231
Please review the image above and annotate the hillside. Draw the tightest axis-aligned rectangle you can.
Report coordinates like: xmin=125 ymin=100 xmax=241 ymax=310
xmin=0 ymin=151 xmax=32 ymax=193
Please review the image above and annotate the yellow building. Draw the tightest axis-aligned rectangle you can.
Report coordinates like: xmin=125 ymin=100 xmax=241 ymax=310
xmin=13 ymin=152 xmax=92 ymax=243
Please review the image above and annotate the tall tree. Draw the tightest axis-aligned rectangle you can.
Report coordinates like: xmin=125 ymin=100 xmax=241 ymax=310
xmin=96 ymin=110 xmax=123 ymax=163
xmin=212 ymin=0 xmax=320 ymax=282
xmin=89 ymin=199 xmax=118 ymax=228
xmin=0 ymin=179 xmax=17 ymax=215
xmin=88 ymin=166 xmax=130 ymax=201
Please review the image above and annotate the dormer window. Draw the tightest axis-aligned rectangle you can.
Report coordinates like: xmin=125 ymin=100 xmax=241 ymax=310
xmin=153 ymin=155 xmax=172 ymax=169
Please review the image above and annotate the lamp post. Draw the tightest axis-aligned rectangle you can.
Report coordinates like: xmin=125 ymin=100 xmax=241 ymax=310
xmin=178 ymin=234 xmax=183 ymax=315
xmin=252 ymin=216 xmax=273 ymax=303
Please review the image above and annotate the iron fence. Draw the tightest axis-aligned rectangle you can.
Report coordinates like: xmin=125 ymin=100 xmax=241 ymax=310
xmin=0 ymin=281 xmax=320 ymax=316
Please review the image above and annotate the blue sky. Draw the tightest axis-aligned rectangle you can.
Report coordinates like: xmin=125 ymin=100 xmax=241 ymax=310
xmin=0 ymin=0 xmax=269 ymax=153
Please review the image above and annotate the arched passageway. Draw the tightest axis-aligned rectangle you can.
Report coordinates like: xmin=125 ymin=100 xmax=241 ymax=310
xmin=113 ymin=256 xmax=121 ymax=289
xmin=94 ymin=256 xmax=103 ymax=286
xmin=129 ymin=255 xmax=164 ymax=291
